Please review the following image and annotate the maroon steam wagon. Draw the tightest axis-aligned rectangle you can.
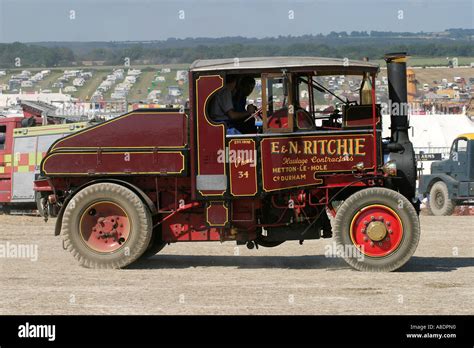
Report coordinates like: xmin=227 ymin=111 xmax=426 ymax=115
xmin=35 ymin=53 xmax=420 ymax=271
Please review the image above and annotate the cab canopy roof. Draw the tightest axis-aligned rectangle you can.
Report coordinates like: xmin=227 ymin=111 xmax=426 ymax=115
xmin=190 ymin=56 xmax=379 ymax=75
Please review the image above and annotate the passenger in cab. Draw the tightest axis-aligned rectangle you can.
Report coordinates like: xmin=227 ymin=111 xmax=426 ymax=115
xmin=232 ymin=76 xmax=258 ymax=133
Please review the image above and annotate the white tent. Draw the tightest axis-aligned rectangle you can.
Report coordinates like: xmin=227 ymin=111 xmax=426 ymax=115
xmin=382 ymin=114 xmax=474 ymax=149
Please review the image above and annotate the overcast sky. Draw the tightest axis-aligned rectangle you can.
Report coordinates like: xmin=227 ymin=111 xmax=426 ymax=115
xmin=0 ymin=0 xmax=472 ymax=42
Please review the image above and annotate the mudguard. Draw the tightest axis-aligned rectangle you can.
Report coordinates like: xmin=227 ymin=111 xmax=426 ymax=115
xmin=419 ymin=174 xmax=459 ymax=198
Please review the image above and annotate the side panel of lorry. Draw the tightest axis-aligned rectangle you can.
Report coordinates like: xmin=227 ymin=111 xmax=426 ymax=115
xmin=10 ymin=134 xmax=67 ymax=202
xmin=0 ymin=119 xmax=19 ymax=203
xmin=2 ymin=122 xmax=88 ymax=204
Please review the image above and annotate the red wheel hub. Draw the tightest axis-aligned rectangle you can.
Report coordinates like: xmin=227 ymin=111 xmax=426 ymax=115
xmin=350 ymin=204 xmax=403 ymax=257
xmin=79 ymin=201 xmax=130 ymax=253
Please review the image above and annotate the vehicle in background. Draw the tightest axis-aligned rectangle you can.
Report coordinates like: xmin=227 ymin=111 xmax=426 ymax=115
xmin=419 ymin=134 xmax=474 ymax=215
xmin=0 ymin=116 xmax=87 ymax=215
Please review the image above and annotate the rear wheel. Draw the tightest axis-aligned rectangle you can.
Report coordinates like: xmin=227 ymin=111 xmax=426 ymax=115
xmin=35 ymin=192 xmax=46 ymax=217
xmin=428 ymin=181 xmax=455 ymax=216
xmin=140 ymin=226 xmax=167 ymax=259
xmin=255 ymin=234 xmax=284 ymax=248
xmin=62 ymin=183 xmax=153 ymax=269
xmin=333 ymin=187 xmax=420 ymax=272
xmin=0 ymin=204 xmax=10 ymax=215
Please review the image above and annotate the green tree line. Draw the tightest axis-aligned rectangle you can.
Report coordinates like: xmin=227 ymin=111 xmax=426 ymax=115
xmin=1 ymin=38 xmax=473 ymax=68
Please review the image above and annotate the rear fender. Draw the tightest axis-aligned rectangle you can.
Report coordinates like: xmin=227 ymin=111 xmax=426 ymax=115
xmin=420 ymin=174 xmax=459 ymax=199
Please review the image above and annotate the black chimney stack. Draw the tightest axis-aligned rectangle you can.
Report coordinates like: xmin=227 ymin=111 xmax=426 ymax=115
xmin=384 ymin=52 xmax=409 ymax=142
xmin=384 ymin=52 xmax=418 ymax=205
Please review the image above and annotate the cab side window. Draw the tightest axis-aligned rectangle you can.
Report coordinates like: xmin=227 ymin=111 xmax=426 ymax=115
xmin=265 ymin=76 xmax=286 ymax=118
xmin=457 ymin=139 xmax=467 ymax=153
xmin=262 ymin=73 xmax=293 ymax=133
xmin=451 ymin=138 xmax=467 ymax=161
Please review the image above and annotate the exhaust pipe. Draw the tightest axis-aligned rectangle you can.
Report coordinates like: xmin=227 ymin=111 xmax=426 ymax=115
xmin=384 ymin=52 xmax=409 ymax=143
xmin=384 ymin=53 xmax=418 ymax=207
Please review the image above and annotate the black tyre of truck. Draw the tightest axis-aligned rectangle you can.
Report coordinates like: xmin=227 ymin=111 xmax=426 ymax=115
xmin=140 ymin=225 xmax=167 ymax=259
xmin=0 ymin=204 xmax=10 ymax=215
xmin=35 ymin=191 xmax=46 ymax=217
xmin=333 ymin=187 xmax=420 ymax=272
xmin=255 ymin=235 xmax=284 ymax=248
xmin=428 ymin=181 xmax=455 ymax=216
xmin=61 ymin=183 xmax=153 ymax=269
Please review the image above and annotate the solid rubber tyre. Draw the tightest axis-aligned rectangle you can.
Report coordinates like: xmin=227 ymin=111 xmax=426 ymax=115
xmin=61 ymin=183 xmax=153 ymax=269
xmin=333 ymin=187 xmax=420 ymax=272
xmin=140 ymin=226 xmax=167 ymax=259
xmin=428 ymin=181 xmax=455 ymax=216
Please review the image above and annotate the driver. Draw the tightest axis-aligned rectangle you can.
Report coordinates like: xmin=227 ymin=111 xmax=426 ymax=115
xmin=209 ymin=75 xmax=256 ymax=134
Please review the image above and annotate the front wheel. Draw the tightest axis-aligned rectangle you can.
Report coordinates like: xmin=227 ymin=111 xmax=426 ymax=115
xmin=428 ymin=181 xmax=455 ymax=216
xmin=333 ymin=187 xmax=420 ymax=272
xmin=61 ymin=183 xmax=153 ymax=269
xmin=255 ymin=235 xmax=284 ymax=248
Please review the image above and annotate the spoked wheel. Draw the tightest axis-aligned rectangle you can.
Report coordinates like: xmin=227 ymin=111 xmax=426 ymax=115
xmin=333 ymin=187 xmax=420 ymax=272
xmin=62 ymin=183 xmax=152 ymax=269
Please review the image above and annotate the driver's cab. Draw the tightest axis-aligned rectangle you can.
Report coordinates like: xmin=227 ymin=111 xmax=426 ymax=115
xmin=204 ymin=70 xmax=381 ymax=136
xmin=190 ymin=57 xmax=381 ymax=198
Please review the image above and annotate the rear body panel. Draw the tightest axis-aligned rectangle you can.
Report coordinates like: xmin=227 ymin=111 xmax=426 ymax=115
xmin=41 ymin=110 xmax=188 ymax=178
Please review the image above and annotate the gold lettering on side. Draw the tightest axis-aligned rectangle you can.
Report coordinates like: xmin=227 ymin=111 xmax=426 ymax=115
xmin=319 ymin=140 xmax=328 ymax=155
xmin=327 ymin=140 xmax=336 ymax=155
xmin=271 ymin=142 xmax=280 ymax=154
xmin=337 ymin=139 xmax=348 ymax=156
xmin=347 ymin=138 xmax=354 ymax=155
xmin=355 ymin=138 xmax=366 ymax=155
xmin=289 ymin=141 xmax=298 ymax=154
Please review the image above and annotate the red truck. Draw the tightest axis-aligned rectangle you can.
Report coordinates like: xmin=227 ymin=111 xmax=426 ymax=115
xmin=36 ymin=53 xmax=420 ymax=271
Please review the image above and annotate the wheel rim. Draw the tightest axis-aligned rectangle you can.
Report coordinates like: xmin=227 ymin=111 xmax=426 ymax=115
xmin=434 ymin=190 xmax=444 ymax=208
xmin=349 ymin=204 xmax=403 ymax=257
xmin=79 ymin=201 xmax=131 ymax=253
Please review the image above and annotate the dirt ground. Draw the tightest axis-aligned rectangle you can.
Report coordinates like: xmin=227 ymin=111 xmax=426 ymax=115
xmin=0 ymin=215 xmax=472 ymax=315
